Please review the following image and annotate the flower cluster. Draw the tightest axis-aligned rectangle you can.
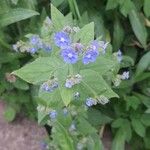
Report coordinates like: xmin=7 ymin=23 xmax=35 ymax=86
xmin=53 ymin=27 xmax=109 ymax=64
xmin=113 ymin=71 xmax=130 ymax=87
xmin=85 ymin=97 xmax=97 ymax=107
xmin=121 ymin=71 xmax=129 ymax=80
xmin=41 ymin=78 xmax=58 ymax=92
xmin=65 ymin=74 xmax=82 ymax=88
xmin=13 ymin=35 xmax=52 ymax=54
xmin=85 ymin=95 xmax=109 ymax=107
xmin=49 ymin=110 xmax=57 ymax=119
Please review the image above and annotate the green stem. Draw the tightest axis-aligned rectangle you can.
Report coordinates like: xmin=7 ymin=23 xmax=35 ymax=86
xmin=72 ymin=0 xmax=81 ymax=21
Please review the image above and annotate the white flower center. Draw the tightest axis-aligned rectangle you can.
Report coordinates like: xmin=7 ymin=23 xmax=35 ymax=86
xmin=86 ymin=54 xmax=91 ymax=58
xmin=60 ymin=37 xmax=65 ymax=42
xmin=68 ymin=53 xmax=73 ymax=58
xmin=92 ymin=45 xmax=96 ymax=50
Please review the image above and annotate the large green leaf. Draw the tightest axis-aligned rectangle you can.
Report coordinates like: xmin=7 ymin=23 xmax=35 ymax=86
xmin=80 ymin=69 xmax=118 ymax=99
xmin=141 ymin=114 xmax=150 ymax=126
xmin=87 ymin=134 xmax=104 ymax=150
xmin=51 ymin=4 xmax=65 ymax=30
xmin=106 ymin=0 xmax=119 ymax=10
xmin=77 ymin=117 xmax=97 ymax=135
xmin=119 ymin=0 xmax=134 ymax=17
xmin=52 ymin=121 xmax=75 ymax=150
xmin=144 ymin=0 xmax=150 ymax=17
xmin=13 ymin=57 xmax=63 ymax=84
xmin=0 ymin=8 xmax=39 ymax=27
xmin=135 ymin=51 xmax=150 ymax=76
xmin=74 ymin=22 xmax=94 ymax=45
xmin=88 ymin=108 xmax=112 ymax=126
xmin=129 ymin=10 xmax=147 ymax=49
xmin=131 ymin=118 xmax=145 ymax=137
xmin=80 ymin=56 xmax=119 ymax=76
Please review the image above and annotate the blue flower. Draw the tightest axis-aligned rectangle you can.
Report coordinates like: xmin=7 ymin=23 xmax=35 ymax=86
xmin=61 ymin=48 xmax=78 ymax=64
xmin=54 ymin=31 xmax=71 ymax=48
xmin=29 ymin=35 xmax=43 ymax=48
xmin=121 ymin=71 xmax=129 ymax=80
xmin=85 ymin=97 xmax=96 ymax=107
xmin=90 ymin=40 xmax=99 ymax=51
xmin=41 ymin=82 xmax=53 ymax=92
xmin=41 ymin=80 xmax=58 ymax=92
xmin=116 ymin=49 xmax=122 ymax=62
xmin=49 ymin=110 xmax=57 ymax=119
xmin=29 ymin=47 xmax=38 ymax=54
xmin=65 ymin=79 xmax=73 ymax=88
xmin=82 ymin=49 xmax=99 ymax=64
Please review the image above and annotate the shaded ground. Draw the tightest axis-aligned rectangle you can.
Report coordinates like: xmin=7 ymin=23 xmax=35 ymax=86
xmin=0 ymin=101 xmax=47 ymax=150
xmin=0 ymin=101 xmax=130 ymax=150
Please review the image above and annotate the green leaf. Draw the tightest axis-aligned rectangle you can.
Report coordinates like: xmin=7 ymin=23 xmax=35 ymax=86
xmin=111 ymin=118 xmax=125 ymax=128
xmin=0 ymin=8 xmax=39 ymax=27
xmin=119 ymin=0 xmax=134 ymax=17
xmin=80 ymin=69 xmax=118 ymax=99
xmin=106 ymin=0 xmax=119 ymax=10
xmin=87 ymin=134 xmax=104 ymax=150
xmin=144 ymin=0 xmax=150 ymax=17
xmin=77 ymin=117 xmax=96 ymax=135
xmin=52 ymin=121 xmax=75 ymax=150
xmin=3 ymin=106 xmax=16 ymax=122
xmin=59 ymin=87 xmax=73 ymax=106
xmin=13 ymin=57 xmax=63 ymax=84
xmin=131 ymin=118 xmax=145 ymax=137
xmin=129 ymin=10 xmax=147 ymax=49
xmin=141 ymin=114 xmax=150 ymax=126
xmin=134 ymin=72 xmax=150 ymax=82
xmin=11 ymin=0 xmax=19 ymax=5
xmin=51 ymin=0 xmax=64 ymax=7
xmin=112 ymin=128 xmax=126 ymax=150
xmin=51 ymin=4 xmax=65 ymax=30
xmin=125 ymin=96 xmax=141 ymax=111
xmin=88 ymin=108 xmax=112 ymax=126
xmin=0 ymin=0 xmax=10 ymax=14
xmin=74 ymin=22 xmax=94 ymax=45
xmin=135 ymin=51 xmax=150 ymax=76
xmin=39 ymin=89 xmax=63 ymax=109
xmin=81 ymin=56 xmax=119 ymax=76
xmin=13 ymin=79 xmax=29 ymax=90
xmin=121 ymin=56 xmax=134 ymax=68
xmin=0 ymin=52 xmax=21 ymax=64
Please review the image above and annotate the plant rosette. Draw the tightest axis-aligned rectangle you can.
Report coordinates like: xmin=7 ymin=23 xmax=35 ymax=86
xmin=12 ymin=5 xmax=128 ymax=150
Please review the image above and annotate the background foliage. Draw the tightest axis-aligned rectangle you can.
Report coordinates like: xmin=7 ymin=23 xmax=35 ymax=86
xmin=0 ymin=0 xmax=150 ymax=149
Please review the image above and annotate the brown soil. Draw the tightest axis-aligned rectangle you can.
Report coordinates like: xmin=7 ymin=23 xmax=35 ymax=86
xmin=0 ymin=101 xmax=47 ymax=150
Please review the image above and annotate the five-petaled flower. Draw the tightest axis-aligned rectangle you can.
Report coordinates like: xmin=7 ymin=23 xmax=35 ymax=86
xmin=61 ymin=48 xmax=78 ymax=64
xmin=54 ymin=31 xmax=71 ymax=48
xmin=121 ymin=71 xmax=129 ymax=80
xmin=85 ymin=97 xmax=97 ymax=107
xmin=49 ymin=110 xmax=57 ymax=119
xmin=82 ymin=49 xmax=99 ymax=64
